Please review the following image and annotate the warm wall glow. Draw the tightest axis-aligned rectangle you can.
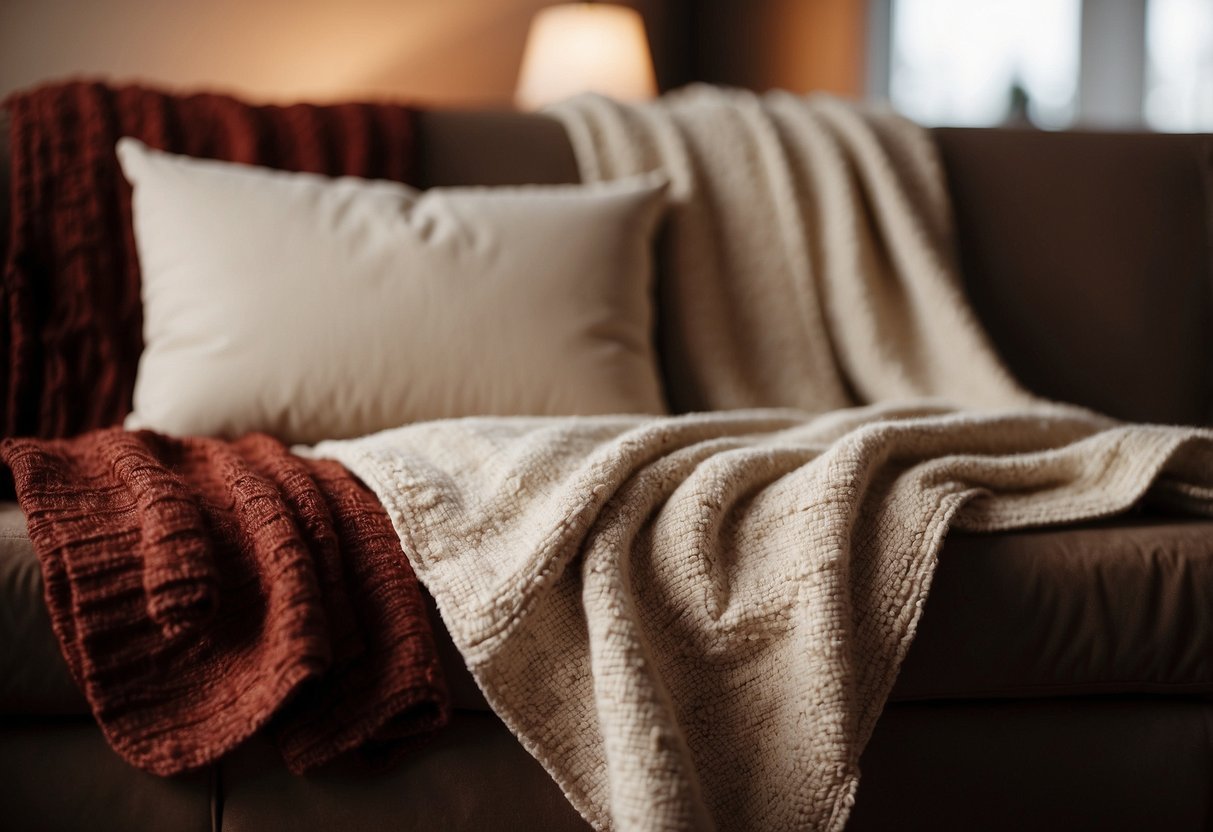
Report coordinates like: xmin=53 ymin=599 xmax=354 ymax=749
xmin=691 ymin=0 xmax=866 ymax=98
xmin=0 ymin=0 xmax=566 ymax=106
xmin=515 ymin=3 xmax=657 ymax=109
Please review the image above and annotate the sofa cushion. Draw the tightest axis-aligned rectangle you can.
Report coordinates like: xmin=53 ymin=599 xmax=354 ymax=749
xmin=0 ymin=502 xmax=81 ymax=714
xmin=4 ymin=501 xmax=1213 ymax=714
xmin=852 ymin=698 xmax=1213 ymax=831
xmin=0 ymin=719 xmax=213 ymax=832
xmin=893 ymin=513 xmax=1213 ymax=701
xmin=219 ymin=713 xmax=591 ymax=832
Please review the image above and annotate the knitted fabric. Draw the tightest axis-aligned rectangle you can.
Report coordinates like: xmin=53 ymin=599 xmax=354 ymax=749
xmin=550 ymin=87 xmax=1037 ymax=414
xmin=2 ymin=428 xmax=448 ymax=775
xmin=1 ymin=80 xmax=418 ymax=440
xmin=316 ymin=405 xmax=1213 ymax=831
xmin=313 ymin=90 xmax=1213 ymax=830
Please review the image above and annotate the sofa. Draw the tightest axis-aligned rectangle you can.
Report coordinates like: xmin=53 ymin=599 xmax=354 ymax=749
xmin=1 ymin=106 xmax=1211 ymax=831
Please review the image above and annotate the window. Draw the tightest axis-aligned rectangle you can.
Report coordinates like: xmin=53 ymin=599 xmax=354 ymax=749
xmin=1146 ymin=0 xmax=1213 ymax=131
xmin=888 ymin=0 xmax=1081 ymax=128
xmin=881 ymin=0 xmax=1213 ymax=132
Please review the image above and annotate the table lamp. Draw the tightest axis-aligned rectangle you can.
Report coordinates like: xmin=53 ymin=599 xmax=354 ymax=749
xmin=516 ymin=2 xmax=658 ymax=110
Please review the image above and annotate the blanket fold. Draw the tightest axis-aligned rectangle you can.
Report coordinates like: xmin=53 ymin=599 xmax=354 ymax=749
xmin=2 ymin=80 xmax=419 ymax=441
xmin=311 ymin=88 xmax=1213 ymax=832
xmin=550 ymin=87 xmax=1035 ymax=414
xmin=1 ymin=429 xmax=449 ymax=775
xmin=317 ymin=407 xmax=1213 ymax=832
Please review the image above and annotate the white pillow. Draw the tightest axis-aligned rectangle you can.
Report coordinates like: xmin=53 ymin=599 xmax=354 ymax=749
xmin=117 ymin=138 xmax=669 ymax=444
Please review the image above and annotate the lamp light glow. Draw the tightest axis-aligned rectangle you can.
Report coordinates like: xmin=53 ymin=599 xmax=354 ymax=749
xmin=516 ymin=3 xmax=658 ymax=109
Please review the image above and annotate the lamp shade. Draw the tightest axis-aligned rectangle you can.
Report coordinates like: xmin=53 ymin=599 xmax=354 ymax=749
xmin=516 ymin=3 xmax=658 ymax=109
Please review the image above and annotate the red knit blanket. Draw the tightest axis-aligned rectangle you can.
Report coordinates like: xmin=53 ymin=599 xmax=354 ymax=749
xmin=1 ymin=80 xmax=418 ymax=440
xmin=1 ymin=429 xmax=449 ymax=775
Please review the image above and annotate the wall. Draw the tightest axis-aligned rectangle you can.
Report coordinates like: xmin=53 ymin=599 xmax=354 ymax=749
xmin=0 ymin=0 xmax=864 ymax=106
xmin=692 ymin=0 xmax=867 ymax=96
xmin=0 ymin=0 xmax=681 ymax=106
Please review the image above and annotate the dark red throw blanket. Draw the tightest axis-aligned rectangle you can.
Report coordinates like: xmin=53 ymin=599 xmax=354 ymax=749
xmin=2 ymin=80 xmax=419 ymax=440
xmin=1 ymin=429 xmax=448 ymax=775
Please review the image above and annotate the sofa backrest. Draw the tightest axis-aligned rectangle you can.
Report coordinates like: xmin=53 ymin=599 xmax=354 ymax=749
xmin=934 ymin=128 xmax=1213 ymax=427
xmin=3 ymin=107 xmax=1211 ymax=426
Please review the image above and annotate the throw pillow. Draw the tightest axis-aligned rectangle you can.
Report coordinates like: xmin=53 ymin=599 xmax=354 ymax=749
xmin=117 ymin=138 xmax=669 ymax=443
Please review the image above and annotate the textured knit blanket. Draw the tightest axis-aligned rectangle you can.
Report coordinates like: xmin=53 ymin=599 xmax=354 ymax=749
xmin=1 ymin=429 xmax=448 ymax=775
xmin=311 ymin=90 xmax=1213 ymax=831
xmin=1 ymin=80 xmax=418 ymax=441
xmin=552 ymin=87 xmax=1034 ymax=414
xmin=315 ymin=407 xmax=1213 ymax=831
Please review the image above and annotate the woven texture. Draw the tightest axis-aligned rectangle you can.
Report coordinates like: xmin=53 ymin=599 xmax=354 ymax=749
xmin=1 ymin=80 xmax=418 ymax=440
xmin=316 ymin=406 xmax=1213 ymax=831
xmin=551 ymin=87 xmax=1036 ymax=414
xmin=1 ymin=429 xmax=448 ymax=775
xmin=313 ymin=90 xmax=1213 ymax=831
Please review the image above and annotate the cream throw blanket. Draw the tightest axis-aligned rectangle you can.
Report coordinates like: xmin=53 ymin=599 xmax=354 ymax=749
xmin=553 ymin=87 xmax=1034 ymax=414
xmin=312 ymin=89 xmax=1213 ymax=831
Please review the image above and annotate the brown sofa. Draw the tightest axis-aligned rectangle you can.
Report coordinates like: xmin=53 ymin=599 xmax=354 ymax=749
xmin=1 ymin=108 xmax=1212 ymax=831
